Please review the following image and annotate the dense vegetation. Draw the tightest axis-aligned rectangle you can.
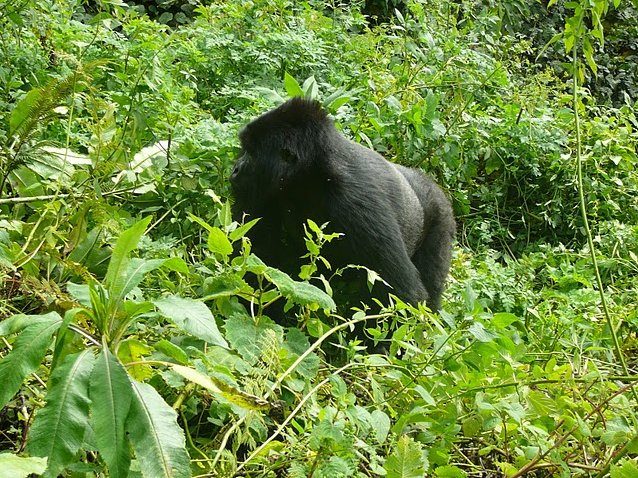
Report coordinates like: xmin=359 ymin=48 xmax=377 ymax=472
xmin=1 ymin=0 xmax=637 ymax=477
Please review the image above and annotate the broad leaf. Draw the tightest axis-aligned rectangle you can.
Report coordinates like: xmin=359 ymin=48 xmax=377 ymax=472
xmin=27 ymin=350 xmax=95 ymax=477
xmin=120 ymin=258 xmax=181 ymax=300
xmin=104 ymin=217 xmax=152 ymax=302
xmin=0 ymin=453 xmax=47 ymax=477
xmin=224 ymin=315 xmax=283 ymax=365
xmin=90 ymin=348 xmax=133 ymax=478
xmin=154 ymin=295 xmax=228 ymax=348
xmin=154 ymin=340 xmax=189 ymax=365
xmin=612 ymin=460 xmax=638 ymax=478
xmin=0 ymin=311 xmax=61 ymax=337
xmin=207 ymin=227 xmax=233 ymax=257
xmin=384 ymin=435 xmax=427 ymax=478
xmin=283 ymin=72 xmax=303 ymax=97
xmin=126 ymin=380 xmax=190 ymax=478
xmin=370 ymin=410 xmax=391 ymax=444
xmin=0 ymin=313 xmax=63 ymax=408
xmin=265 ymin=267 xmax=336 ymax=311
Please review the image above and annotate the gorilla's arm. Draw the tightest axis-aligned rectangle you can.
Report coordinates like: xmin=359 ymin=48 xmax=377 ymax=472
xmin=328 ymin=189 xmax=429 ymax=305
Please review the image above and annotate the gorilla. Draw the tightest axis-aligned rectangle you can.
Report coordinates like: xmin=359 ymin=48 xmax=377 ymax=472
xmin=230 ymin=98 xmax=455 ymax=311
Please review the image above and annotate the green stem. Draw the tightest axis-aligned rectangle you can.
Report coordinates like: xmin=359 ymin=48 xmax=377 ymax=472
xmin=571 ymin=45 xmax=633 ymax=397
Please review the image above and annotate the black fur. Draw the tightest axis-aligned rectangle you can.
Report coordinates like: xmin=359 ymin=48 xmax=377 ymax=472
xmin=231 ymin=98 xmax=455 ymax=310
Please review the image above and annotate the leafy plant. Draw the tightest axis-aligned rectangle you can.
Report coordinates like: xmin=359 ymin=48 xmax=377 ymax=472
xmin=0 ymin=218 xmax=226 ymax=477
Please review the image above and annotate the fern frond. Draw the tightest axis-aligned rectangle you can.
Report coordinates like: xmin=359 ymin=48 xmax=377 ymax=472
xmin=9 ymin=65 xmax=94 ymax=144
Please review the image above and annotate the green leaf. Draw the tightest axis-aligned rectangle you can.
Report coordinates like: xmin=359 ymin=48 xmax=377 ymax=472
xmin=527 ymin=390 xmax=558 ymax=417
xmin=224 ymin=315 xmax=283 ymax=365
xmin=26 ymin=350 xmax=95 ymax=478
xmin=119 ymin=258 xmax=181 ymax=301
xmin=283 ymin=72 xmax=304 ymax=98
xmin=434 ymin=465 xmax=467 ymax=477
xmin=207 ymin=227 xmax=233 ymax=257
xmin=0 ymin=313 xmax=63 ymax=409
xmin=126 ymin=380 xmax=191 ymax=478
xmin=265 ymin=267 xmax=336 ymax=311
xmin=0 ymin=311 xmax=61 ymax=337
xmin=170 ymin=364 xmax=269 ymax=410
xmin=283 ymin=328 xmax=319 ymax=379
xmin=370 ymin=410 xmax=391 ymax=444
xmin=468 ymin=322 xmax=497 ymax=343
xmin=154 ymin=340 xmax=189 ymax=365
xmin=302 ymin=76 xmax=318 ymax=99
xmin=10 ymin=88 xmax=44 ymax=135
xmin=187 ymin=213 xmax=215 ymax=233
xmin=612 ymin=460 xmax=638 ymax=478
xmin=67 ymin=283 xmax=91 ymax=307
xmin=154 ymin=295 xmax=228 ymax=348
xmin=0 ymin=453 xmax=47 ymax=477
xmin=229 ymin=218 xmax=260 ymax=242
xmin=118 ymin=338 xmax=154 ymax=381
xmin=90 ymin=348 xmax=133 ymax=478
xmin=104 ymin=217 xmax=152 ymax=301
xmin=384 ymin=435 xmax=426 ymax=478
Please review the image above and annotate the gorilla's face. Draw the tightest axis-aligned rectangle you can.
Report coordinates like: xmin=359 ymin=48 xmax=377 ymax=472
xmin=231 ymin=122 xmax=310 ymax=208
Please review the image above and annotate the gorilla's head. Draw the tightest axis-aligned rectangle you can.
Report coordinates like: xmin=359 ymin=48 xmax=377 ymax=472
xmin=230 ymin=98 xmax=332 ymax=208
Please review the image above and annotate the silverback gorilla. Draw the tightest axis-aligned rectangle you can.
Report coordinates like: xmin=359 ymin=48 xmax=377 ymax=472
xmin=230 ymin=98 xmax=455 ymax=311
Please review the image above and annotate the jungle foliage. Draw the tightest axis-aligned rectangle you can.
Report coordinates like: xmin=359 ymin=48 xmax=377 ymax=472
xmin=0 ymin=0 xmax=637 ymax=477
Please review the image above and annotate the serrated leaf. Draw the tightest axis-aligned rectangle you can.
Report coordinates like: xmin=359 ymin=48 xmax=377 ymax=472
xmin=611 ymin=460 xmax=638 ymax=478
xmin=207 ymin=227 xmax=233 ymax=257
xmin=0 ymin=313 xmax=63 ymax=408
xmin=27 ymin=350 xmax=95 ymax=478
xmin=104 ymin=217 xmax=152 ymax=302
xmin=154 ymin=295 xmax=228 ymax=348
xmin=0 ymin=311 xmax=61 ymax=337
xmin=283 ymin=328 xmax=319 ymax=379
xmin=265 ymin=267 xmax=336 ymax=310
xmin=527 ymin=390 xmax=558 ymax=416
xmin=126 ymin=380 xmax=190 ymax=478
xmin=371 ymin=410 xmax=391 ymax=444
xmin=384 ymin=435 xmax=426 ymax=478
xmin=224 ymin=315 xmax=283 ymax=365
xmin=90 ymin=348 xmax=133 ymax=478
xmin=468 ymin=322 xmax=497 ymax=343
xmin=0 ymin=453 xmax=47 ymax=477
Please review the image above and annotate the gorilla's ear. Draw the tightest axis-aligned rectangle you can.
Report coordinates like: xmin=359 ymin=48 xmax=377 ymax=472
xmin=280 ymin=148 xmax=298 ymax=164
